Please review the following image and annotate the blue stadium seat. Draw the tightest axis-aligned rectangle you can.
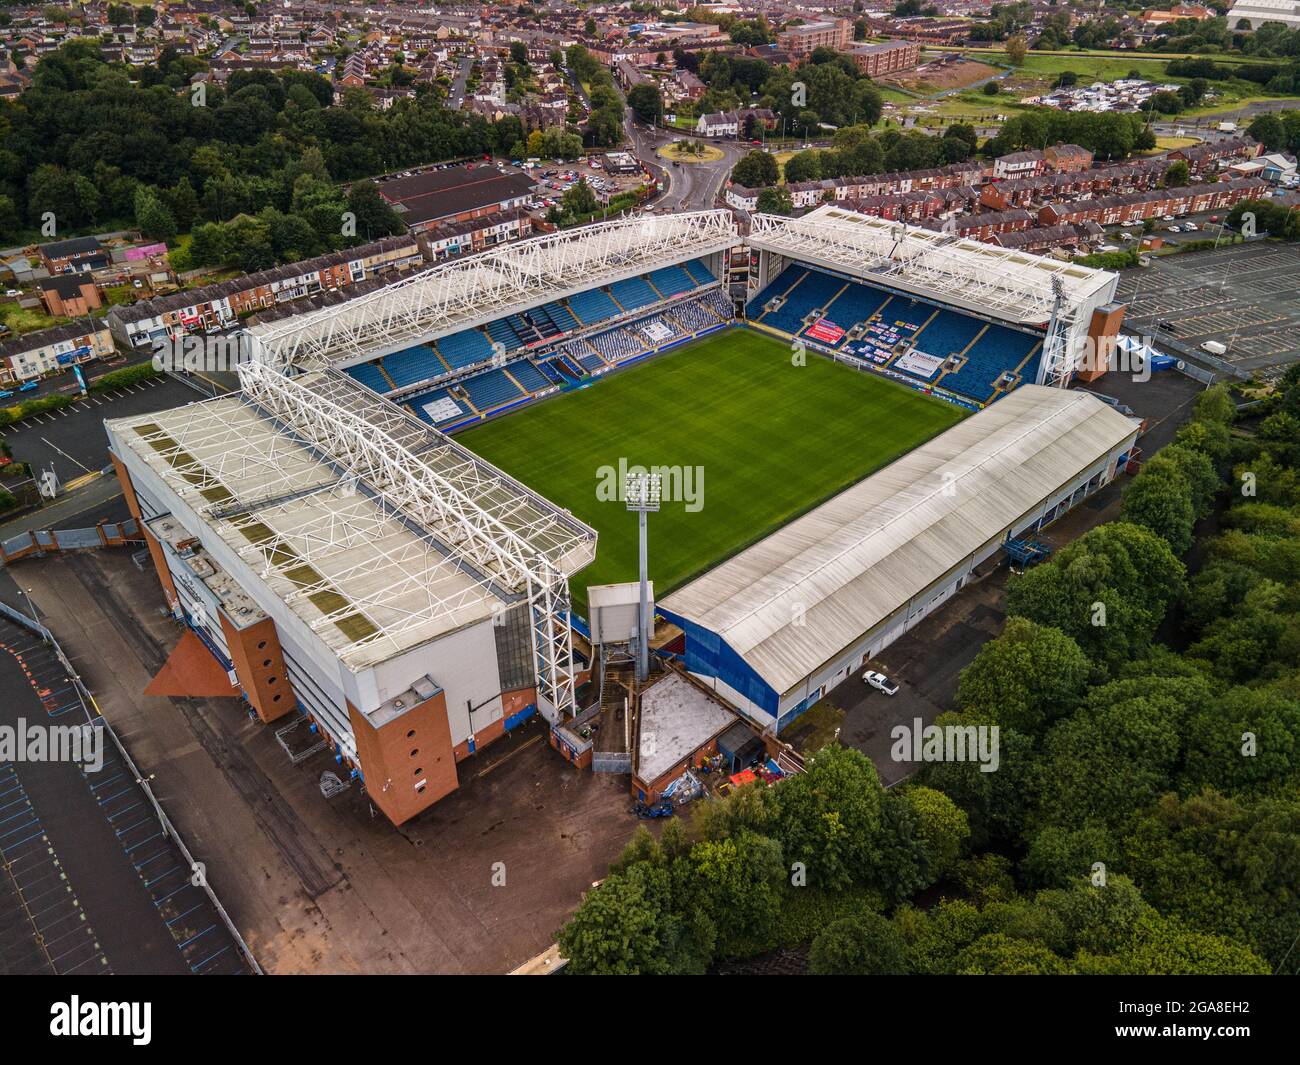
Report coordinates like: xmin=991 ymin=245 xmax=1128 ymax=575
xmin=648 ymin=265 xmax=694 ymax=298
xmin=382 ymin=344 xmax=442 ymax=389
xmin=568 ymin=288 xmax=620 ymax=325
xmin=437 ymin=329 xmax=495 ymax=370
xmin=345 ymin=361 xmax=393 ymax=394
xmin=544 ymin=301 xmax=579 ymax=332
xmin=610 ymin=277 xmax=658 ymax=313
xmin=945 ymin=326 xmax=1041 ymax=403
xmin=486 ymin=318 xmax=520 ymax=351
xmin=911 ymin=309 xmax=984 ymax=361
xmin=748 ymin=265 xmax=806 ymax=322
xmin=819 ymin=284 xmax=890 ymax=332
xmin=683 ymin=259 xmax=714 ymax=286
xmin=462 ymin=367 xmax=524 ymax=409
xmin=509 ymin=361 xmax=550 ymax=393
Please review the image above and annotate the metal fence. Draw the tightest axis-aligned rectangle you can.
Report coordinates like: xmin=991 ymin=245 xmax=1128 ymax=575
xmin=0 ymin=598 xmax=263 ymax=974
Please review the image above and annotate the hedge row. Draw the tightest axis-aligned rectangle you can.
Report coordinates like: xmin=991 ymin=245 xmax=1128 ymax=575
xmin=0 ymin=393 xmax=74 ymax=428
xmin=88 ymin=361 xmax=162 ymax=394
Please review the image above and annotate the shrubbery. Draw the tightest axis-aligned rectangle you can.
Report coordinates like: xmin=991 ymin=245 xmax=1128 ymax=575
xmin=88 ymin=362 xmax=161 ymax=394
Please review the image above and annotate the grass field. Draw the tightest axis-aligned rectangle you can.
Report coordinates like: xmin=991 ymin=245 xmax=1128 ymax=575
xmin=460 ymin=330 xmax=965 ymax=614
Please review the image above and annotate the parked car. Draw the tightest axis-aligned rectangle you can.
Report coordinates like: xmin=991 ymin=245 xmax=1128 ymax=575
xmin=1168 ymin=225 xmax=1183 ymax=233
xmin=4 ymin=288 xmax=19 ymax=297
xmin=18 ymin=381 xmax=38 ymax=392
xmin=1183 ymin=222 xmax=1198 ymax=231
xmin=1158 ymin=319 xmax=1177 ymax=333
xmin=0 ymin=390 xmax=14 ymax=399
xmin=863 ymin=671 xmax=899 ymax=695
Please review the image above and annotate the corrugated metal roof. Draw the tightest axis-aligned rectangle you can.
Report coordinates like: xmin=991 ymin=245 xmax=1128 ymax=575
xmin=660 ymin=385 xmax=1139 ymax=696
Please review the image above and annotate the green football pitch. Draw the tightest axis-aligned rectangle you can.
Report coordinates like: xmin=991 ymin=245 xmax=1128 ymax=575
xmin=460 ymin=329 xmax=965 ymax=614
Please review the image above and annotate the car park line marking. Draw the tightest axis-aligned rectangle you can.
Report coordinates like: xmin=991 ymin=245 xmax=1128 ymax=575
xmin=39 ymin=437 xmax=91 ymax=474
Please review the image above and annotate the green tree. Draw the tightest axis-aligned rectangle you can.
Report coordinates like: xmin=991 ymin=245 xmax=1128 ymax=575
xmin=775 ymin=745 xmax=883 ymax=890
xmin=782 ymin=150 xmax=822 ymax=184
xmin=903 ymin=785 xmax=970 ymax=878
xmin=133 ymin=185 xmax=177 ymax=242
xmin=1120 ymin=464 xmax=1196 ymax=555
xmin=1163 ymin=159 xmax=1190 ymax=188
xmin=756 ymin=185 xmax=793 ymax=215
xmin=557 ymin=863 xmax=714 ymax=975
xmin=561 ymin=178 xmax=599 ymax=216
xmin=1005 ymin=522 xmax=1186 ymax=669
xmin=679 ymin=831 xmax=785 ymax=956
xmin=1085 ymin=913 xmax=1270 ymax=975
xmin=731 ymin=149 xmax=779 ymax=188
xmin=626 ymin=83 xmax=663 ymax=125
xmin=346 ymin=179 xmax=405 ymax=238
xmin=809 ymin=914 xmax=909 ymax=975
xmin=956 ymin=616 xmax=1091 ymax=733
xmin=956 ymin=932 xmax=1072 ymax=974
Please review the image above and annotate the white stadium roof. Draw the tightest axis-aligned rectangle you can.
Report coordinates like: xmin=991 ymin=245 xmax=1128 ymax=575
xmin=660 ymin=385 xmax=1138 ymax=697
xmin=1226 ymin=0 xmax=1300 ymax=29
xmin=109 ymin=366 xmax=596 ymax=671
xmin=748 ymin=205 xmax=1116 ymax=326
xmin=250 ymin=210 xmax=738 ymax=370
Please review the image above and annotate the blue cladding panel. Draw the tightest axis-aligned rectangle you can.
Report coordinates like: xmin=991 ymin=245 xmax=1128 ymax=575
xmin=656 ymin=607 xmax=779 ymax=715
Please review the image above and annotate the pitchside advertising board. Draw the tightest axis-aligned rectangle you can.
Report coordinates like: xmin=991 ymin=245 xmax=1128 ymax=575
xmin=13 ymin=978 xmax=1289 ymax=1049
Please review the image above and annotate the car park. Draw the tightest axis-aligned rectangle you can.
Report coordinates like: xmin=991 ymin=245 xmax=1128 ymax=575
xmin=863 ymin=670 xmax=899 ymax=695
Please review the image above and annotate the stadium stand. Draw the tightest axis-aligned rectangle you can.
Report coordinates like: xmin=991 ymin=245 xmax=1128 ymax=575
xmin=568 ymin=287 xmax=621 ymax=325
xmin=382 ymin=343 xmax=444 ymax=389
xmin=509 ymin=360 xmax=551 ymax=393
xmin=683 ymin=259 xmax=715 ymax=287
xmin=462 ymin=367 xmax=524 ymax=410
xmin=346 ymin=272 xmax=731 ymax=424
xmin=748 ymin=264 xmax=1046 ymax=406
xmin=610 ymin=276 xmax=659 ymax=314
xmin=591 ymin=325 xmax=644 ymax=363
xmin=406 ymin=386 xmax=471 ymax=427
xmin=545 ymin=301 xmax=580 ymax=333
xmin=486 ymin=318 xmax=520 ymax=351
xmin=345 ymin=360 xmax=394 ymax=395
xmin=338 ymin=263 xmax=727 ymax=397
xmin=438 ymin=328 xmax=496 ymax=369
xmin=649 ymin=265 xmax=696 ymax=299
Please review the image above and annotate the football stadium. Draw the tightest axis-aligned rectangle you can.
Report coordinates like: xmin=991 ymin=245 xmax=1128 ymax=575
xmin=106 ymin=207 xmax=1142 ymax=823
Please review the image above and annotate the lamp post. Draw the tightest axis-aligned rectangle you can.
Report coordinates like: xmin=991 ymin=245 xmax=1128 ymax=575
xmin=625 ymin=471 xmax=660 ymax=683
xmin=20 ymin=587 xmax=40 ymax=630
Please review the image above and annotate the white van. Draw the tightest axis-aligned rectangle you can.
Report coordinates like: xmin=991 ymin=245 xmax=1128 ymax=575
xmin=1201 ymin=340 xmax=1227 ymax=356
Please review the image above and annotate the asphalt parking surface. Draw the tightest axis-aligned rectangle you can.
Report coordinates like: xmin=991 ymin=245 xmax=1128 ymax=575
xmin=1116 ymin=241 xmax=1300 ymax=381
xmin=0 ymin=614 xmax=248 ymax=974
xmin=0 ymin=375 xmax=198 ymax=484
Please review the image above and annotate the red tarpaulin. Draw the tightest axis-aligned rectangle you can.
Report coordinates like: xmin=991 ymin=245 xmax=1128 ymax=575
xmin=806 ymin=319 xmax=844 ymax=344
